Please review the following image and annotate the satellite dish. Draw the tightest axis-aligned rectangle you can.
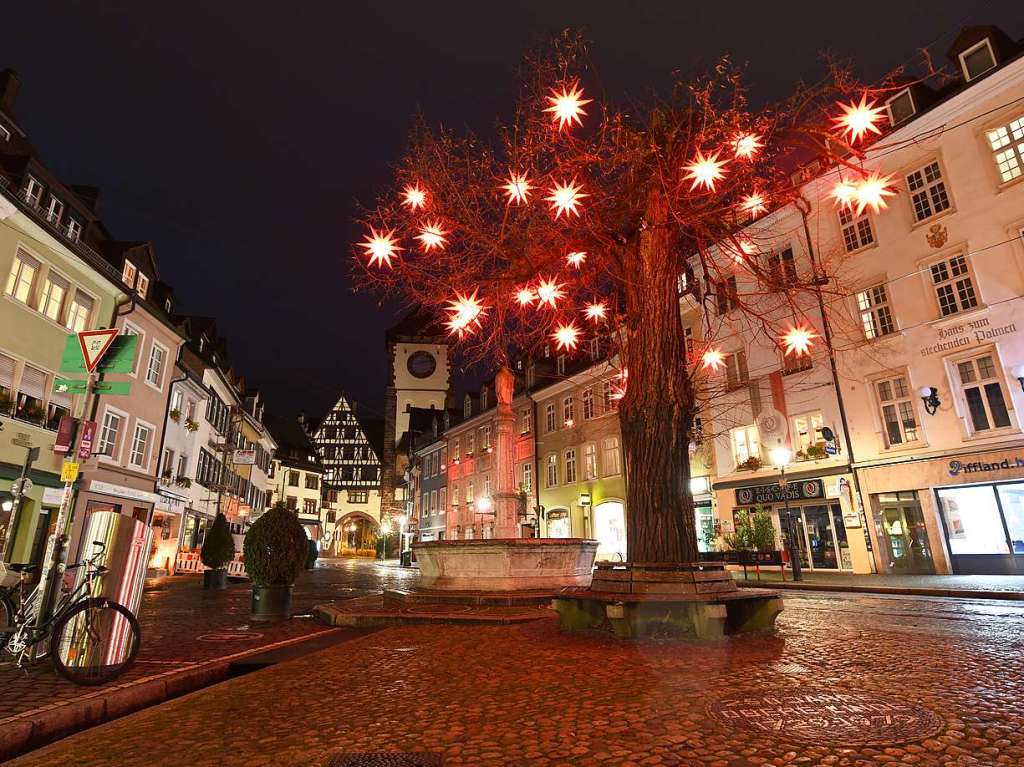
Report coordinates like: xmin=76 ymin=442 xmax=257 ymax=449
xmin=755 ymin=407 xmax=789 ymax=448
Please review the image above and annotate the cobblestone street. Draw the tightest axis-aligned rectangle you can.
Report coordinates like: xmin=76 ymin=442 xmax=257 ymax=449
xmin=7 ymin=570 xmax=1024 ymax=766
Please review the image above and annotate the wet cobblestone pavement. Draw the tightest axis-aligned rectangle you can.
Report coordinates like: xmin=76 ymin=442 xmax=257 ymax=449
xmin=8 ymin=585 xmax=1024 ymax=767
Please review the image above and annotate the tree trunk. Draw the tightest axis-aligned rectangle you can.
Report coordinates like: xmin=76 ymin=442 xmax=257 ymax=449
xmin=619 ymin=191 xmax=698 ymax=564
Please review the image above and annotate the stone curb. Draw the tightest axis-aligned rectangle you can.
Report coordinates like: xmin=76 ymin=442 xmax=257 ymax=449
xmin=0 ymin=628 xmax=343 ymax=762
xmin=737 ymin=580 xmax=1024 ymax=601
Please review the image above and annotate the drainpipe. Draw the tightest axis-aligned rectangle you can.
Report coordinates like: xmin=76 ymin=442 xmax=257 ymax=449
xmin=795 ymin=195 xmax=875 ymax=572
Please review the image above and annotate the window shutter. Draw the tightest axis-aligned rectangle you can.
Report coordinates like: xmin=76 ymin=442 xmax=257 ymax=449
xmin=19 ymin=365 xmax=47 ymax=399
xmin=0 ymin=353 xmax=16 ymax=390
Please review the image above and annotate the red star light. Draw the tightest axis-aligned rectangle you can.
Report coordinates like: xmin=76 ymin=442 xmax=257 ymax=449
xmin=583 ymin=301 xmax=607 ymax=323
xmin=515 ymin=287 xmax=537 ymax=307
xmin=361 ymin=227 xmax=402 ymax=269
xmin=415 ymin=221 xmax=448 ymax=252
xmin=781 ymin=324 xmax=820 ymax=357
xmin=830 ymin=179 xmax=858 ymax=209
xmin=833 ymin=95 xmax=886 ymax=144
xmin=739 ymin=192 xmax=767 ymax=218
xmin=543 ymin=82 xmax=592 ymax=131
xmin=733 ymin=133 xmax=764 ymax=160
xmin=503 ymin=172 xmax=532 ymax=205
xmin=535 ymin=277 xmax=566 ymax=308
xmin=728 ymin=238 xmax=758 ymax=263
xmin=566 ymin=251 xmax=587 ymax=269
xmin=445 ymin=289 xmax=486 ymax=339
xmin=609 ymin=368 xmax=628 ymax=400
xmin=853 ymin=172 xmax=896 ymax=215
xmin=546 ymin=179 xmax=588 ymax=218
xmin=402 ymin=183 xmax=427 ymax=211
xmin=684 ymin=150 xmax=727 ymax=192
xmin=553 ymin=322 xmax=581 ymax=352
xmin=702 ymin=348 xmax=726 ymax=371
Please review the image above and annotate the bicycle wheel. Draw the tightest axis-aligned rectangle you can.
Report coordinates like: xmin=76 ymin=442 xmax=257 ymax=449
xmin=49 ymin=598 xmax=141 ymax=686
xmin=0 ymin=592 xmax=14 ymax=654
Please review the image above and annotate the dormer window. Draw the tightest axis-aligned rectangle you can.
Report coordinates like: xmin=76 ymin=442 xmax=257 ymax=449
xmin=481 ymin=387 xmax=489 ymax=410
xmin=960 ymin=39 xmax=996 ymax=81
xmin=22 ymin=176 xmax=43 ymax=207
xmin=122 ymin=260 xmax=138 ymax=288
xmin=556 ymin=355 xmax=566 ymax=376
xmin=463 ymin=395 xmax=471 ymax=420
xmin=885 ymin=89 xmax=915 ymax=126
xmin=66 ymin=218 xmax=82 ymax=242
xmin=137 ymin=273 xmax=150 ymax=299
xmin=44 ymin=196 xmax=63 ymax=224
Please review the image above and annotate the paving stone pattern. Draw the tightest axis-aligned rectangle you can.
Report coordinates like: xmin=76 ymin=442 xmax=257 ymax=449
xmin=9 ymin=589 xmax=1024 ymax=767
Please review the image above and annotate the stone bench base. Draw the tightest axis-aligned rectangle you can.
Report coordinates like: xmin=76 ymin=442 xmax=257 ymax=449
xmin=553 ymin=588 xmax=783 ymax=640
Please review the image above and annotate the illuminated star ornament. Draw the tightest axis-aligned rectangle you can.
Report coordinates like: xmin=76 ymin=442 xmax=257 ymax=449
xmin=830 ymin=179 xmax=859 ymax=209
xmin=402 ymin=183 xmax=427 ymax=211
xmin=503 ymin=172 xmax=532 ymax=205
xmin=852 ymin=172 xmax=896 ymax=215
xmin=609 ymin=368 xmax=628 ymax=400
xmin=781 ymin=324 xmax=820 ymax=357
xmin=546 ymin=179 xmax=588 ymax=218
xmin=684 ymin=150 xmax=727 ymax=192
xmin=543 ymin=82 xmax=592 ymax=131
xmin=553 ymin=322 xmax=581 ymax=352
xmin=361 ymin=227 xmax=402 ymax=269
xmin=728 ymin=238 xmax=758 ymax=263
xmin=583 ymin=301 xmax=607 ymax=323
xmin=733 ymin=133 xmax=764 ymax=160
xmin=415 ymin=221 xmax=448 ymax=252
xmin=566 ymin=251 xmax=587 ymax=268
xmin=739 ymin=192 xmax=767 ymax=219
xmin=833 ymin=95 xmax=886 ymax=144
xmin=445 ymin=290 xmax=486 ymax=339
xmin=535 ymin=277 xmax=566 ymax=308
xmin=702 ymin=348 xmax=726 ymax=371
xmin=515 ymin=286 xmax=537 ymax=307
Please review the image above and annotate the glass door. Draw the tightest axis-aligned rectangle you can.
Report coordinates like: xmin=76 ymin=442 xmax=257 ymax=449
xmin=802 ymin=505 xmax=839 ymax=569
xmin=995 ymin=484 xmax=1024 ymax=559
xmin=875 ymin=492 xmax=935 ymax=574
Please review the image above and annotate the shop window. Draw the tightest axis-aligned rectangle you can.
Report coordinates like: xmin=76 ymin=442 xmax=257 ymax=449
xmin=938 ymin=486 xmax=1010 ymax=555
xmin=986 ymin=112 xmax=1024 ymax=184
xmin=955 ymin=353 xmax=1012 ymax=433
xmin=731 ymin=425 xmax=760 ymax=468
xmin=906 ymin=161 xmax=950 ymax=223
xmin=929 ymin=254 xmax=977 ymax=317
xmin=857 ymin=284 xmax=895 ymax=339
xmin=875 ymin=375 xmax=920 ymax=447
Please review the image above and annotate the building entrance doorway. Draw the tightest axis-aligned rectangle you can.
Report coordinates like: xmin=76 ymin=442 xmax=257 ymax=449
xmin=874 ymin=491 xmax=934 ymax=574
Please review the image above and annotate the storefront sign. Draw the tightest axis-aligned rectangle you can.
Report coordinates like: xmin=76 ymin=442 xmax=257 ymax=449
xmin=89 ymin=480 xmax=159 ymax=504
xmin=920 ymin=316 xmax=1018 ymax=357
xmin=736 ymin=479 xmax=824 ymax=506
xmin=54 ymin=416 xmax=76 ymax=454
xmin=232 ymin=449 xmax=257 ymax=465
xmin=11 ymin=432 xmax=34 ymax=449
xmin=948 ymin=456 xmax=1024 ymax=477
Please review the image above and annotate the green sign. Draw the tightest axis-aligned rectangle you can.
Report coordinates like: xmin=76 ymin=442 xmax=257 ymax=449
xmin=93 ymin=381 xmax=132 ymax=396
xmin=53 ymin=377 xmax=90 ymax=395
xmin=59 ymin=334 xmax=137 ymax=374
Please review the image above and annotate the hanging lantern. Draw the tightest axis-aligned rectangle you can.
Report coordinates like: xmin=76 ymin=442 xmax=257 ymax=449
xmin=832 ymin=95 xmax=885 ymax=144
xmin=684 ymin=150 xmax=727 ymax=192
xmin=402 ymin=183 xmax=427 ymax=211
xmin=702 ymin=348 xmax=726 ymax=371
xmin=415 ymin=221 xmax=448 ymax=252
xmin=583 ymin=301 xmax=607 ymax=323
xmin=445 ymin=289 xmax=486 ymax=338
xmin=361 ymin=227 xmax=402 ymax=268
xmin=566 ymin=251 xmax=587 ymax=268
xmin=733 ymin=133 xmax=764 ymax=160
xmin=739 ymin=192 xmax=767 ymax=218
xmin=781 ymin=324 xmax=819 ymax=357
xmin=543 ymin=82 xmax=592 ymax=131
xmin=535 ymin=277 xmax=566 ymax=308
xmin=852 ymin=172 xmax=896 ymax=215
xmin=552 ymin=322 xmax=581 ymax=352
xmin=503 ymin=172 xmax=532 ymax=205
xmin=546 ymin=179 xmax=588 ymax=218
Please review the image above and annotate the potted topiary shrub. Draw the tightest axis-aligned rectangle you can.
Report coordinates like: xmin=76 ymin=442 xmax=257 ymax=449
xmin=244 ymin=502 xmax=307 ymax=620
xmin=200 ymin=512 xmax=235 ymax=589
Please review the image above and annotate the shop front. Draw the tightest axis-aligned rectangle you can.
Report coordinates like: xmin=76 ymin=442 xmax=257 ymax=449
xmin=151 ymin=487 xmax=189 ymax=575
xmin=691 ymin=476 xmax=715 ymax=554
xmin=858 ymin=445 xmax=1024 ymax=575
xmin=70 ymin=478 xmax=159 ymax=564
xmin=1 ymin=476 xmax=64 ymax=570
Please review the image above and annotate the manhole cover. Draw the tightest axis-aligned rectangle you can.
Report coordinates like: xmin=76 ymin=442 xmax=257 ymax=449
xmin=326 ymin=754 xmax=442 ymax=766
xmin=196 ymin=631 xmax=264 ymax=642
xmin=707 ymin=691 xmax=943 ymax=746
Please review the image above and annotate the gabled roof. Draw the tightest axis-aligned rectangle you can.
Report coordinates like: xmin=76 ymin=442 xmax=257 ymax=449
xmin=265 ymin=414 xmax=322 ymax=472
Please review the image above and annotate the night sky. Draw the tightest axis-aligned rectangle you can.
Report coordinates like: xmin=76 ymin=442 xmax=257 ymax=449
xmin=3 ymin=2 xmax=1020 ymax=421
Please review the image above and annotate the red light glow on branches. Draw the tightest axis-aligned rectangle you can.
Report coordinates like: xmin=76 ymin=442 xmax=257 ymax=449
xmin=609 ymin=368 xmax=628 ymax=400
xmin=583 ymin=301 xmax=607 ymax=323
xmin=361 ymin=227 xmax=402 ymax=269
xmin=566 ymin=251 xmax=587 ymax=268
xmin=535 ymin=277 xmax=566 ymax=307
xmin=684 ymin=150 xmax=727 ymax=192
xmin=781 ymin=324 xmax=819 ymax=357
xmin=445 ymin=289 xmax=486 ymax=339
xmin=503 ymin=172 xmax=532 ymax=205
xmin=733 ymin=133 xmax=763 ymax=160
xmin=546 ymin=179 xmax=588 ymax=218
xmin=702 ymin=348 xmax=726 ymax=371
xmin=552 ymin=322 xmax=581 ymax=351
xmin=543 ymin=82 xmax=592 ymax=131
xmin=832 ymin=95 xmax=885 ymax=144
xmin=402 ymin=183 xmax=427 ymax=211
xmin=415 ymin=221 xmax=449 ymax=252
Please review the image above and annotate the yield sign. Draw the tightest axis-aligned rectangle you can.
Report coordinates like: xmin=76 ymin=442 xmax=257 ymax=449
xmin=77 ymin=329 xmax=120 ymax=373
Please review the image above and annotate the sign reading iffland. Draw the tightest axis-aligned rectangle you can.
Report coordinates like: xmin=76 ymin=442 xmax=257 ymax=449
xmin=707 ymin=691 xmax=943 ymax=747
xmin=948 ymin=455 xmax=1024 ymax=477
xmin=736 ymin=479 xmax=824 ymax=506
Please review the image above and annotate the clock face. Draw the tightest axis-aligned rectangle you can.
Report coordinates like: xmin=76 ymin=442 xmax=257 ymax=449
xmin=407 ymin=350 xmax=437 ymax=379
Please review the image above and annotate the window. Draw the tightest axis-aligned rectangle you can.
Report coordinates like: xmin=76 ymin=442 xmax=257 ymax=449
xmin=731 ymin=425 xmax=760 ymax=466
xmin=526 ymin=364 xmax=535 ymax=388
xmin=564 ymin=449 xmax=578 ymax=484
xmin=16 ymin=365 xmax=46 ymax=424
xmin=767 ymin=248 xmax=797 ymax=286
xmin=347 ymin=490 xmax=368 ymax=504
xmin=129 ymin=423 xmax=152 ymax=468
xmin=603 ymin=381 xmax=618 ymax=412
xmin=5 ymin=250 xmax=39 ymax=304
xmin=930 ymin=254 xmax=977 ymax=317
xmin=303 ymin=498 xmax=317 ymax=515
xmin=792 ymin=412 xmax=824 ymax=453
xmin=65 ymin=290 xmax=93 ymax=332
xmin=583 ymin=443 xmax=598 ymax=480
xmin=875 ymin=375 xmax=920 ymax=447
xmin=601 ymin=437 xmax=621 ymax=476
xmin=136 ymin=274 xmax=150 ymax=299
xmin=956 ymin=353 xmax=1012 ymax=433
xmin=305 ymin=474 xmax=319 ymax=490
xmin=545 ymin=454 xmax=558 ymax=487
xmin=98 ymin=410 xmax=122 ymax=457
xmin=430 ymin=490 xmax=438 ymax=514
xmin=23 ymin=176 xmax=43 ymax=207
xmin=562 ymin=396 xmax=574 ymax=426
xmin=886 ymin=89 xmax=915 ymax=126
xmin=582 ymin=387 xmax=595 ymax=420
xmin=481 ymin=387 xmax=489 ymax=410
xmin=451 ymin=482 xmax=459 ymax=505
xmin=480 ymin=424 xmax=491 ymax=449
xmin=38 ymin=272 xmax=68 ymax=322
xmin=545 ymin=402 xmax=557 ymax=433
xmin=715 ymin=276 xmax=739 ymax=314
xmin=451 ymin=438 xmax=460 ymax=461
xmin=725 ymin=351 xmax=749 ymax=390
xmin=145 ymin=343 xmax=167 ymax=388
xmin=439 ymin=488 xmax=446 ymax=512
xmin=960 ymin=39 xmax=996 ymax=81
xmin=588 ymin=337 xmax=600 ymax=361
xmin=556 ymin=355 xmax=566 ymax=376
xmin=520 ymin=407 xmax=532 ymax=435
xmin=122 ymin=261 xmax=137 ymax=288
xmin=463 ymin=396 xmax=472 ymax=419
xmin=857 ymin=284 xmax=895 ymax=339
xmin=986 ymin=113 xmax=1024 ymax=184
xmin=906 ymin=161 xmax=950 ymax=223
xmin=466 ymin=479 xmax=474 ymax=503
xmin=288 ymin=470 xmax=299 ymax=487
xmin=177 ymin=453 xmax=188 ymax=478
xmin=66 ymin=218 xmax=82 ymax=242
xmin=286 ymin=495 xmax=298 ymax=511
xmin=839 ymin=207 xmax=874 ymax=253
xmin=44 ymin=196 xmax=63 ymax=224
xmin=170 ymin=389 xmax=183 ymax=414
xmin=0 ymin=124 xmax=9 ymax=141
xmin=483 ymin=475 xmax=492 ymax=498
xmin=521 ymin=463 xmax=532 ymax=493
xmin=467 ymin=431 xmax=475 ymax=455
xmin=782 ymin=346 xmax=813 ymax=376
xmin=684 ymin=326 xmax=695 ymax=360
xmin=162 ymin=448 xmax=175 ymax=477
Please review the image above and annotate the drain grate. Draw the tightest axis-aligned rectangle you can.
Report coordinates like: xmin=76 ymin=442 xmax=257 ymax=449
xmin=326 ymin=754 xmax=443 ymax=767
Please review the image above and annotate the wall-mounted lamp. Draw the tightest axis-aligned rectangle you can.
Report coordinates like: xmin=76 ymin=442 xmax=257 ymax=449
xmin=1012 ymin=365 xmax=1024 ymax=392
xmin=919 ymin=386 xmax=941 ymax=416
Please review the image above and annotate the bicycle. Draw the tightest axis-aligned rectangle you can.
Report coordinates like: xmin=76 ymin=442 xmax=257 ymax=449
xmin=0 ymin=540 xmax=141 ymax=686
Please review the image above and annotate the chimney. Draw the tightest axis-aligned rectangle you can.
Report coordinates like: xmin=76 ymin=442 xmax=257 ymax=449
xmin=0 ymin=69 xmax=19 ymax=115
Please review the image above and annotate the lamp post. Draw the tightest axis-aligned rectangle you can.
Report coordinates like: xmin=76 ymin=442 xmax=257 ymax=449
xmin=769 ymin=446 xmax=802 ymax=582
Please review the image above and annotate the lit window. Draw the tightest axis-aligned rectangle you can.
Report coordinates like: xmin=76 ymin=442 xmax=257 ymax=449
xmin=792 ymin=412 xmax=824 ymax=453
xmin=451 ymin=438 xmax=460 ymax=461
xmin=22 ymin=176 xmax=43 ymax=206
xmin=146 ymin=343 xmax=167 ymax=388
xmin=5 ymin=250 xmax=39 ymax=305
xmin=582 ymin=387 xmax=595 ymax=420
xmin=545 ymin=454 xmax=558 ymax=487
xmin=956 ymin=354 xmax=1012 ymax=434
xmin=66 ymin=219 xmax=82 ymax=242
xmin=519 ymin=407 xmax=532 ymax=435
xmin=44 ymin=196 xmax=63 ymax=224
xmin=885 ymin=89 xmax=915 ymax=126
xmin=466 ymin=479 xmax=474 ymax=503
xmin=583 ymin=443 xmax=598 ymax=480
xmin=129 ymin=423 xmax=152 ymax=468
xmin=545 ymin=402 xmax=557 ymax=433
xmin=564 ymin=449 xmax=577 ymax=484
xmin=466 ymin=431 xmax=474 ymax=455
xmin=731 ymin=425 xmax=760 ymax=467
xmin=986 ymin=113 xmax=1024 ymax=184
xmin=839 ymin=207 xmax=874 ymax=253
xmin=601 ymin=436 xmax=621 ymax=476
xmin=38 ymin=272 xmax=69 ymax=322
xmin=122 ymin=260 xmax=137 ymax=288
xmin=857 ymin=284 xmax=895 ymax=339
xmin=521 ymin=463 xmax=532 ymax=493
xmin=960 ymin=39 xmax=996 ymax=81
xmin=65 ymin=290 xmax=94 ymax=332
xmin=929 ymin=254 xmax=978 ymax=317
xmin=906 ymin=161 xmax=950 ymax=223
xmin=451 ymin=482 xmax=459 ymax=505
xmin=480 ymin=424 xmax=491 ymax=449
xmin=562 ymin=395 xmax=574 ymax=425
xmin=136 ymin=274 xmax=150 ymax=299
xmin=875 ymin=376 xmax=919 ymax=447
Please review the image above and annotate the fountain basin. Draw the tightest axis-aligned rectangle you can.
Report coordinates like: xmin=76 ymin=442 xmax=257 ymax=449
xmin=412 ymin=538 xmax=599 ymax=591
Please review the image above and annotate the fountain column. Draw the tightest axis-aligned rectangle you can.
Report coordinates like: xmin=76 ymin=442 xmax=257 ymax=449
xmin=492 ymin=367 xmax=519 ymax=538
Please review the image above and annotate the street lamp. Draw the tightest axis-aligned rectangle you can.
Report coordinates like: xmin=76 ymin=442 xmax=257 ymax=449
xmin=769 ymin=445 xmax=802 ymax=582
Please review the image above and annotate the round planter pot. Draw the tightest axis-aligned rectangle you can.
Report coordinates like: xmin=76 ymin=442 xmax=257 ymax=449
xmin=203 ymin=568 xmax=228 ymax=590
xmin=250 ymin=584 xmax=293 ymax=621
